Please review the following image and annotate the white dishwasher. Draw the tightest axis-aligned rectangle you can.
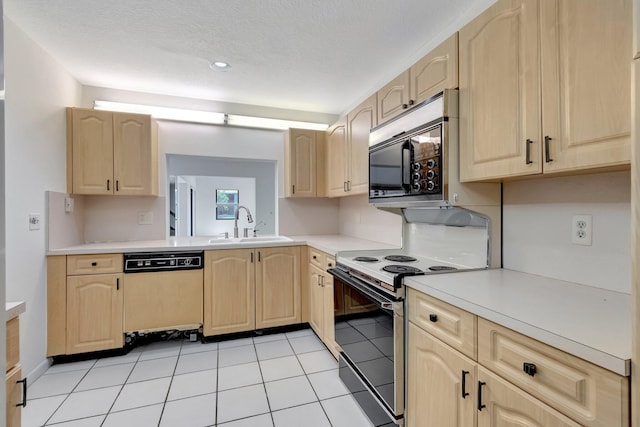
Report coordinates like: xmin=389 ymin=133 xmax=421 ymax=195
xmin=123 ymin=251 xmax=204 ymax=333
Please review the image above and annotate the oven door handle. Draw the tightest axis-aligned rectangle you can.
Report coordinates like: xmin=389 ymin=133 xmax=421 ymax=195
xmin=327 ymin=268 xmax=397 ymax=311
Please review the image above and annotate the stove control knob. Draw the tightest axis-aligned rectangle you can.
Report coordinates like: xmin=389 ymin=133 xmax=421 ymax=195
xmin=412 ymin=163 xmax=422 ymax=171
xmin=412 ymin=182 xmax=422 ymax=191
xmin=426 ymin=181 xmax=436 ymax=191
xmin=413 ymin=173 xmax=421 ymax=181
xmin=426 ymin=170 xmax=435 ymax=180
xmin=426 ymin=159 xmax=437 ymax=168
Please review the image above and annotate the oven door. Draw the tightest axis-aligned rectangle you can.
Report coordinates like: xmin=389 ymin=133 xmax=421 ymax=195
xmin=329 ymin=268 xmax=404 ymax=424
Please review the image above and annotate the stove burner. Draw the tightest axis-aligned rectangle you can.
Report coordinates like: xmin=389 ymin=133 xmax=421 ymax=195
xmin=383 ymin=265 xmax=423 ymax=274
xmin=354 ymin=256 xmax=379 ymax=263
xmin=384 ymin=255 xmax=417 ymax=263
xmin=428 ymin=265 xmax=458 ymax=271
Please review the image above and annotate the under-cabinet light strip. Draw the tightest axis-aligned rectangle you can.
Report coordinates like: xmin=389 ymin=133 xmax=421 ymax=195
xmin=93 ymin=100 xmax=328 ymax=131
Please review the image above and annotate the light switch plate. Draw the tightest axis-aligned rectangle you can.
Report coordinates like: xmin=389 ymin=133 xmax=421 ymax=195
xmin=29 ymin=213 xmax=41 ymax=230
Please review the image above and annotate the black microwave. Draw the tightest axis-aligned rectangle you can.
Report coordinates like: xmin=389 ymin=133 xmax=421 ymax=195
xmin=368 ymin=91 xmax=454 ymax=206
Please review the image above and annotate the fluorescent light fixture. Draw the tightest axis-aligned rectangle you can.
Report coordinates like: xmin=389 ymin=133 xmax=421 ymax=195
xmin=93 ymin=101 xmax=226 ymax=125
xmin=93 ymin=100 xmax=329 ymax=131
xmin=226 ymin=114 xmax=328 ymax=131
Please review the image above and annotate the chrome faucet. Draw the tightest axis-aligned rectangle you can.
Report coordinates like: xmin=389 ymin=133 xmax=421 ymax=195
xmin=234 ymin=206 xmax=254 ymax=238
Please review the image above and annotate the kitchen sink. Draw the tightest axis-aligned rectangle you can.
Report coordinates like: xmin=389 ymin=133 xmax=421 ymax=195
xmin=239 ymin=236 xmax=292 ymax=243
xmin=207 ymin=236 xmax=292 ymax=245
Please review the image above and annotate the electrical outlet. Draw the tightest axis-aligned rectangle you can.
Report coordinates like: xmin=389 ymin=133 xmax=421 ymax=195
xmin=28 ymin=213 xmax=41 ymax=231
xmin=138 ymin=211 xmax=154 ymax=225
xmin=571 ymin=215 xmax=592 ymax=246
xmin=64 ymin=197 xmax=74 ymax=213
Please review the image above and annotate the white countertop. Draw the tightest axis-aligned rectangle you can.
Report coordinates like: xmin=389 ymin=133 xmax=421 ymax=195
xmin=405 ymin=269 xmax=631 ymax=376
xmin=288 ymin=235 xmax=399 ymax=255
xmin=47 ymin=235 xmax=398 ymax=256
xmin=6 ymin=301 xmax=25 ymax=321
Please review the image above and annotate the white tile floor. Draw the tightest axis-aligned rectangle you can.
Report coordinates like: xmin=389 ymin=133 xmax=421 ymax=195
xmin=24 ymin=328 xmax=375 ymax=427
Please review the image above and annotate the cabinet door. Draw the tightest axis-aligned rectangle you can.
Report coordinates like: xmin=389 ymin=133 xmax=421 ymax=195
xmin=377 ymin=70 xmax=410 ymax=124
xmin=410 ymin=33 xmax=459 ymax=105
xmin=322 ymin=277 xmax=338 ymax=358
xmin=407 ymin=323 xmax=476 ymax=427
xmin=113 ymin=112 xmax=156 ymax=195
xmin=286 ymin=129 xmax=317 ymax=197
xmin=540 ymin=0 xmax=631 ymax=173
xmin=6 ymin=366 xmax=22 ymax=427
xmin=203 ymin=249 xmax=255 ymax=336
xmin=70 ymin=108 xmax=114 ymax=194
xmin=256 ymin=246 xmax=301 ymax=329
xmin=66 ymin=274 xmax=123 ymax=354
xmin=347 ymin=93 xmax=376 ymax=194
xmin=308 ymin=263 xmax=324 ymax=338
xmin=477 ymin=366 xmax=581 ymax=427
xmin=326 ymin=118 xmax=348 ymax=197
xmin=459 ymin=0 xmax=541 ymax=181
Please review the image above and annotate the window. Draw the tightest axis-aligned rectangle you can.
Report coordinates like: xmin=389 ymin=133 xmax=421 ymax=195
xmin=216 ymin=189 xmax=239 ymax=220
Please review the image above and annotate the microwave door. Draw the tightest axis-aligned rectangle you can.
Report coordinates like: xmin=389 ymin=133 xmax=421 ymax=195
xmin=369 ymin=140 xmax=411 ymax=198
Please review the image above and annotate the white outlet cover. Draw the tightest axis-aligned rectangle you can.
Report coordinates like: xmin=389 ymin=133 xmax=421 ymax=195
xmin=571 ymin=214 xmax=592 ymax=246
xmin=138 ymin=211 xmax=154 ymax=225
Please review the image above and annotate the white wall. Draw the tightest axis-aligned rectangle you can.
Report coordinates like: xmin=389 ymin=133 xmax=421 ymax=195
xmin=194 ymin=176 xmax=256 ymax=236
xmin=338 ymin=194 xmax=403 ymax=246
xmin=503 ymin=171 xmax=631 ymax=293
xmin=5 ymin=19 xmax=82 ymax=378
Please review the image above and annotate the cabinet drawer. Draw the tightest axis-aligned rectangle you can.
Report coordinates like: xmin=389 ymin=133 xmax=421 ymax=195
xmin=6 ymin=318 xmax=19 ymax=372
xmin=67 ymin=253 xmax=123 ymax=275
xmin=325 ymin=255 xmax=335 ymax=270
xmin=478 ymin=319 xmax=629 ymax=427
xmin=407 ymin=289 xmax=476 ymax=360
xmin=309 ymin=248 xmax=325 ymax=269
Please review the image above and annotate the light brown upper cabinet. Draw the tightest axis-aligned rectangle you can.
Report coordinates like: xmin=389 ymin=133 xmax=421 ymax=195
xmin=459 ymin=0 xmax=631 ymax=182
xmin=284 ymin=128 xmax=326 ymax=197
xmin=326 ymin=94 xmax=376 ymax=197
xmin=325 ymin=117 xmax=348 ymax=197
xmin=377 ymin=34 xmax=459 ymax=124
xmin=67 ymin=108 xmax=158 ymax=195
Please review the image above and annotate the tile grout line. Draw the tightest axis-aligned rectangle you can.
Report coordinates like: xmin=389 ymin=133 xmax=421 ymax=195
xmin=155 ymin=339 xmax=184 ymax=427
xmin=285 ymin=331 xmax=335 ymax=427
xmin=98 ymin=348 xmax=143 ymax=427
xmin=42 ymin=358 xmax=98 ymax=426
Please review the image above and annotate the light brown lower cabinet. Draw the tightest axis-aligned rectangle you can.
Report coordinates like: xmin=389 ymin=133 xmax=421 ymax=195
xmin=203 ymin=246 xmax=302 ymax=336
xmin=476 ymin=366 xmax=580 ymax=427
xmin=66 ymin=273 xmax=124 ymax=354
xmin=6 ymin=315 xmax=25 ymax=427
xmin=6 ymin=366 xmax=23 ymax=427
xmin=408 ymin=323 xmax=581 ymax=427
xmin=307 ymin=248 xmax=338 ymax=358
xmin=406 ymin=288 xmax=629 ymax=427
xmin=407 ymin=322 xmax=476 ymax=427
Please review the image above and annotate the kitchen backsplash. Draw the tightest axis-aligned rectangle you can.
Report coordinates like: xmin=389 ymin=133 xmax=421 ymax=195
xmin=338 ymin=195 xmax=402 ymax=246
xmin=47 ymin=191 xmax=167 ymax=248
xmin=502 ymin=171 xmax=631 ymax=294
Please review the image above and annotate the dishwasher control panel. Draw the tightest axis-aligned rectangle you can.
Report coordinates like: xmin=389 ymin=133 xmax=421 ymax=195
xmin=124 ymin=251 xmax=204 ymax=273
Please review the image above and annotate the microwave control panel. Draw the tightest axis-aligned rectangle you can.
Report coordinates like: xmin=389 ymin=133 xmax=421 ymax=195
xmin=411 ymin=141 xmax=441 ymax=194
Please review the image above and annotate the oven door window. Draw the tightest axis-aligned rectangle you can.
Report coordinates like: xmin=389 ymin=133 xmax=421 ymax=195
xmin=334 ymin=279 xmax=396 ymax=410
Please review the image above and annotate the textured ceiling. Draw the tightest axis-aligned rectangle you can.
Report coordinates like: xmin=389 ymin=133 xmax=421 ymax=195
xmin=5 ymin=0 xmax=491 ymax=115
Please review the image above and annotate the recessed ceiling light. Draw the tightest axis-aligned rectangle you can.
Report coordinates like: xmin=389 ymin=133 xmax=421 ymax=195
xmin=210 ymin=61 xmax=231 ymax=72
